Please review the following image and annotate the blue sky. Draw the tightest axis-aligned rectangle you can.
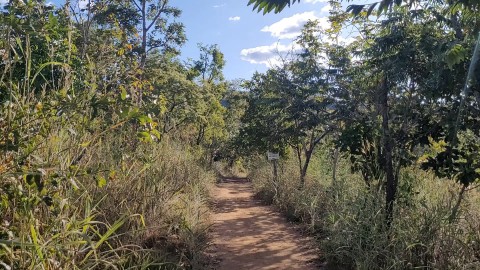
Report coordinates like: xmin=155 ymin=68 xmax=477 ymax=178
xmin=170 ymin=0 xmax=348 ymax=80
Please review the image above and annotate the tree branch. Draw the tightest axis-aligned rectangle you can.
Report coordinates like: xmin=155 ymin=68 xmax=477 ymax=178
xmin=313 ymin=127 xmax=332 ymax=146
xmin=131 ymin=0 xmax=142 ymax=13
xmin=146 ymin=1 xmax=168 ymax=32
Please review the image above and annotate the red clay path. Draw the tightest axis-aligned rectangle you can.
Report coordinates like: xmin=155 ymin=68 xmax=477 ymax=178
xmin=208 ymin=177 xmax=319 ymax=270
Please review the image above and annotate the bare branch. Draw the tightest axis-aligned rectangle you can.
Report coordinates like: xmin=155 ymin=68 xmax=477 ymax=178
xmin=131 ymin=0 xmax=142 ymax=13
xmin=313 ymin=127 xmax=332 ymax=146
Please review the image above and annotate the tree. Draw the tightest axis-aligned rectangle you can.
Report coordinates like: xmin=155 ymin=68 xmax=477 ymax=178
xmin=190 ymin=44 xmax=226 ymax=84
xmin=241 ymin=20 xmax=343 ymax=186
xmin=92 ymin=0 xmax=186 ymax=68
xmin=218 ymin=81 xmax=249 ymax=165
xmin=187 ymin=44 xmax=228 ymax=152
xmin=143 ymin=53 xmax=196 ymax=134
xmin=247 ymin=0 xmax=480 ymax=16
xmin=88 ymin=0 xmax=185 ymax=104
xmin=0 ymin=0 xmax=73 ymax=99
xmin=239 ymin=69 xmax=295 ymax=156
xmin=333 ymin=5 xmax=480 ymax=228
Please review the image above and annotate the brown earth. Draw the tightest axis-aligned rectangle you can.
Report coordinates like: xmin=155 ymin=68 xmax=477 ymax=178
xmin=208 ymin=177 xmax=320 ymax=270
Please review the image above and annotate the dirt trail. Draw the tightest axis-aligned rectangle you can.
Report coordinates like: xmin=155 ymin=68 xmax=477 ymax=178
xmin=209 ymin=177 xmax=319 ymax=270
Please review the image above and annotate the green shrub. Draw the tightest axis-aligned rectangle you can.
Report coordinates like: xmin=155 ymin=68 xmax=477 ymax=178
xmin=248 ymin=148 xmax=480 ymax=269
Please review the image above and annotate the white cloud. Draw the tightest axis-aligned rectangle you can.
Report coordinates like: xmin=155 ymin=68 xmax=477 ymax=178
xmin=240 ymin=42 xmax=298 ymax=67
xmin=241 ymin=35 xmax=357 ymax=68
xmin=322 ymin=35 xmax=356 ymax=46
xmin=228 ymin=16 xmax=241 ymax=21
xmin=78 ymin=0 xmax=88 ymax=9
xmin=337 ymin=36 xmax=356 ymax=45
xmin=304 ymin=0 xmax=328 ymax=3
xmin=320 ymin=4 xmax=332 ymax=13
xmin=244 ymin=9 xmax=359 ymax=68
xmin=261 ymin=12 xmax=329 ymax=39
xmin=213 ymin=3 xmax=226 ymax=8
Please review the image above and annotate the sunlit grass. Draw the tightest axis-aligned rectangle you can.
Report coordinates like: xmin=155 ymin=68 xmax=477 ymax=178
xmin=248 ymin=147 xmax=480 ymax=269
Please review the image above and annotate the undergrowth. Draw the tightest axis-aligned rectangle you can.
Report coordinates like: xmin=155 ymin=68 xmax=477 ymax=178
xmin=248 ymin=148 xmax=480 ymax=269
xmin=1 ymin=124 xmax=214 ymax=269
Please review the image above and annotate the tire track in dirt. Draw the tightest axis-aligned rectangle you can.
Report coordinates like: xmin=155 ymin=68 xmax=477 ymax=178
xmin=208 ymin=177 xmax=319 ymax=270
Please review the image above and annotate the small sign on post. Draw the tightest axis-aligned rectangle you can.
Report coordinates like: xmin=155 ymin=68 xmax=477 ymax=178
xmin=267 ymin=152 xmax=279 ymax=160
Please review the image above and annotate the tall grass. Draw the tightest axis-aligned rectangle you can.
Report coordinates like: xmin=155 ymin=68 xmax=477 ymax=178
xmin=248 ymin=147 xmax=480 ymax=269
xmin=1 ymin=5 xmax=215 ymax=268
xmin=0 ymin=42 xmax=212 ymax=269
xmin=1 ymin=118 xmax=215 ymax=269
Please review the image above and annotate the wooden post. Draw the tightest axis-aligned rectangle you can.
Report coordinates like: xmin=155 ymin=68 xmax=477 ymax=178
xmin=268 ymin=152 xmax=280 ymax=198
xmin=272 ymin=159 xmax=278 ymax=183
xmin=272 ymin=159 xmax=279 ymax=199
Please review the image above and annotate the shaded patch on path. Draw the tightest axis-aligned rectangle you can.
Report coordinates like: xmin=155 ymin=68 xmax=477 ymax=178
xmin=208 ymin=177 xmax=319 ymax=270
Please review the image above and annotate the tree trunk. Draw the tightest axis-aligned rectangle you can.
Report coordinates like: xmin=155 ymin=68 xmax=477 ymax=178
xmin=449 ymin=184 xmax=467 ymax=223
xmin=137 ymin=0 xmax=147 ymax=105
xmin=272 ymin=160 xmax=278 ymax=182
xmin=452 ymin=34 xmax=480 ymax=145
xmin=380 ymin=76 xmax=396 ymax=229
xmin=295 ymin=145 xmax=303 ymax=178
xmin=196 ymin=125 xmax=204 ymax=145
xmin=272 ymin=159 xmax=279 ymax=199
xmin=79 ymin=4 xmax=92 ymax=60
xmin=332 ymin=147 xmax=339 ymax=186
xmin=300 ymin=149 xmax=313 ymax=188
xmin=141 ymin=0 xmax=147 ymax=69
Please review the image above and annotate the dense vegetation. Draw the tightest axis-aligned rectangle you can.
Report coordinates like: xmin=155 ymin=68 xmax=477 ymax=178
xmin=1 ymin=0 xmax=479 ymax=269
xmin=0 ymin=0 xmax=242 ymax=268
xmin=242 ymin=0 xmax=480 ymax=269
